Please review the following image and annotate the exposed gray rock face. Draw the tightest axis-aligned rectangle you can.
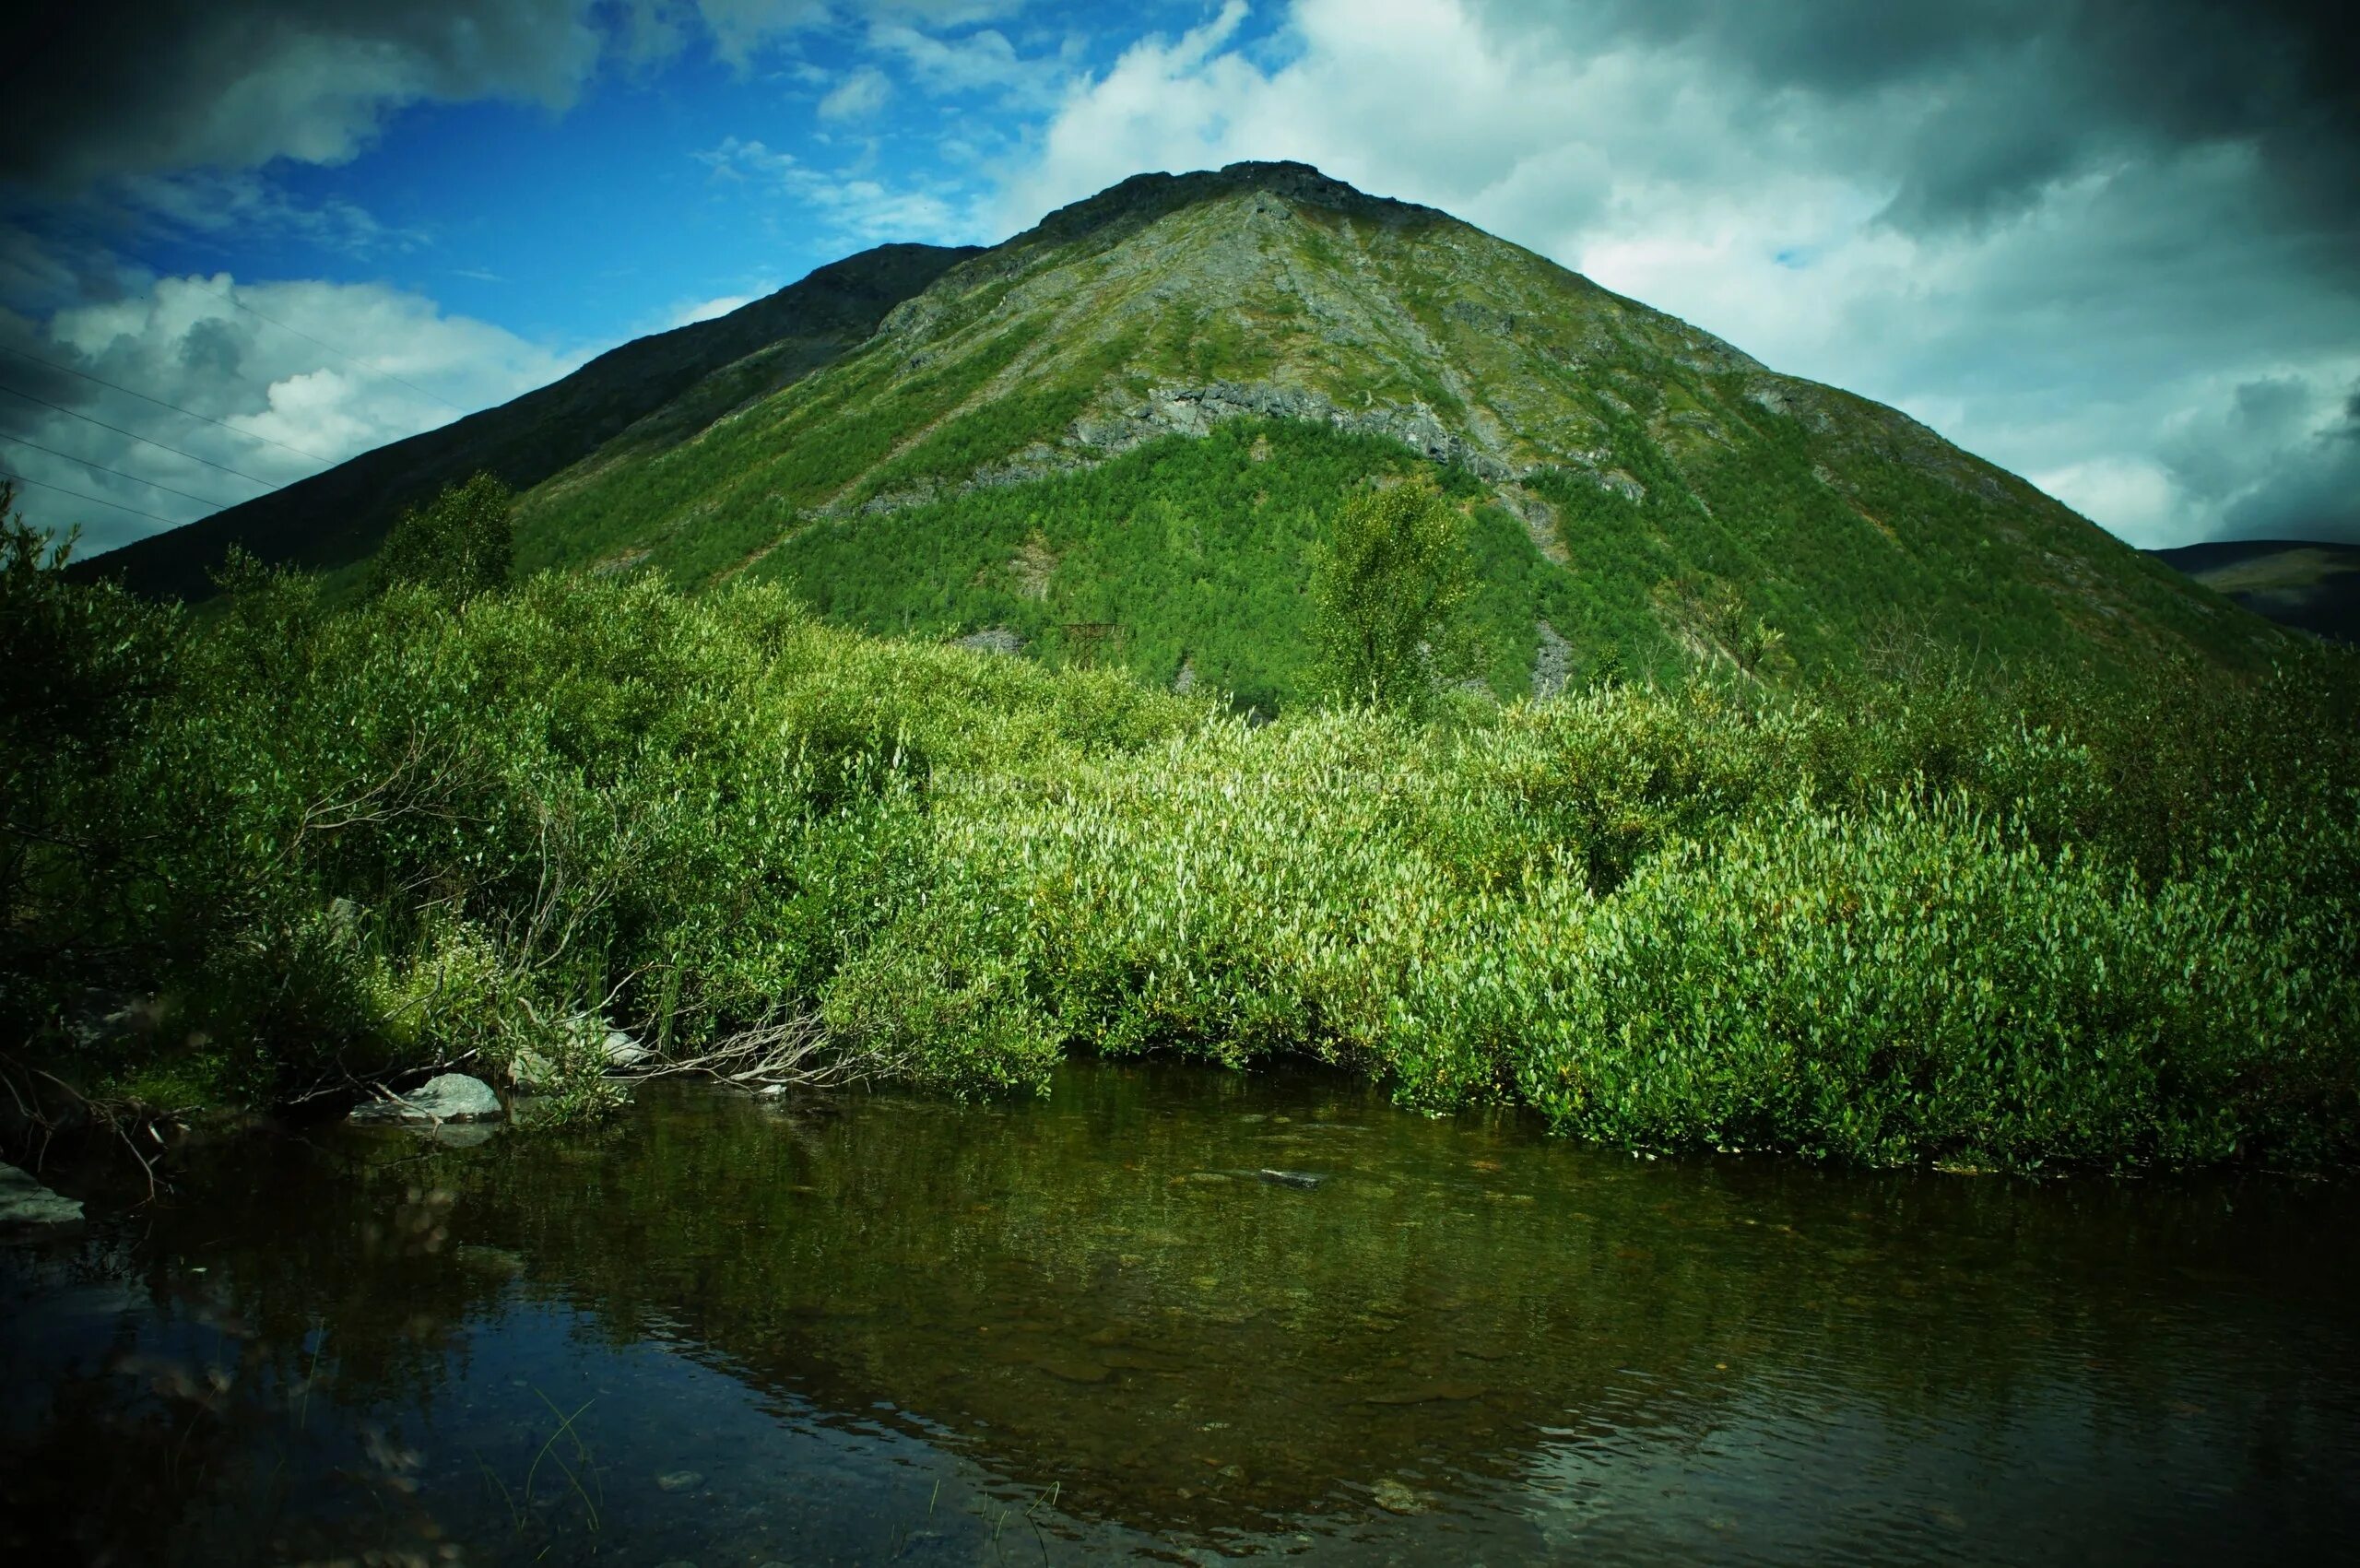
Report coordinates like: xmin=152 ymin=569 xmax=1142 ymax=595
xmin=1497 ymin=484 xmax=1567 ymax=563
xmin=350 ymin=1073 xmax=503 ymax=1125
xmin=1073 ymin=381 xmax=1513 ymax=482
xmin=955 ymin=625 xmax=1024 ymax=655
xmin=1532 ymin=619 xmax=1573 ymax=701
xmin=0 ymin=1163 xmax=84 ymax=1232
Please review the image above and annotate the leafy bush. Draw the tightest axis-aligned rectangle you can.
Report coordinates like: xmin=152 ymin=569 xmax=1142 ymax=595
xmin=1309 ymin=477 xmax=1481 ymax=710
xmin=372 ymin=471 xmax=514 ymax=600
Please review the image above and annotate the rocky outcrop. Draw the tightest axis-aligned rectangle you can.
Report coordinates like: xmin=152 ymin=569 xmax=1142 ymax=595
xmin=1073 ymin=382 xmax=1514 ymax=482
xmin=1532 ymin=620 xmax=1573 ymax=701
xmin=0 ymin=1163 xmax=83 ymax=1233
xmin=955 ymin=626 xmax=1024 ymax=656
xmin=349 ymin=1073 xmax=503 ymax=1125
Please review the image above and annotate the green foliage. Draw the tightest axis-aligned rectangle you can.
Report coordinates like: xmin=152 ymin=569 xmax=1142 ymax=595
xmin=372 ymin=473 xmax=515 ymax=600
xmin=1308 ymin=479 xmax=1481 ymax=710
xmin=8 ymin=532 xmax=2356 ymax=1168
xmin=0 ymin=488 xmax=184 ymax=1040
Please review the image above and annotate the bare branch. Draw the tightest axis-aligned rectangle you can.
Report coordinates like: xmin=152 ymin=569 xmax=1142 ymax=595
xmin=616 ymin=1012 xmax=876 ymax=1093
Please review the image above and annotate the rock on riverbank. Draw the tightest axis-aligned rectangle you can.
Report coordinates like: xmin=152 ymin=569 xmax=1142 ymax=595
xmin=0 ymin=1162 xmax=85 ymax=1233
xmin=348 ymin=1073 xmax=503 ymax=1125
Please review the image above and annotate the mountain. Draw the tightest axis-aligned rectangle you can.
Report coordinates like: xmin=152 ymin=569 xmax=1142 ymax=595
xmin=2149 ymin=538 xmax=2360 ymax=644
xmin=89 ymin=161 xmax=2284 ymax=702
xmin=503 ymin=161 xmax=2282 ymax=705
xmin=70 ymin=241 xmax=979 ymax=601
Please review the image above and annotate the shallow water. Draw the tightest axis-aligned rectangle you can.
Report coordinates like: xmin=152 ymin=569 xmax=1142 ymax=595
xmin=6 ymin=1061 xmax=2357 ymax=1565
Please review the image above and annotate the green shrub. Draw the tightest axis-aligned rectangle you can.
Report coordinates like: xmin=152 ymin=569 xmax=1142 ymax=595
xmin=6 ymin=529 xmax=2354 ymax=1168
xmin=1309 ymin=478 xmax=1481 ymax=710
xmin=372 ymin=472 xmax=515 ymax=600
xmin=1518 ymin=799 xmax=2232 ymax=1166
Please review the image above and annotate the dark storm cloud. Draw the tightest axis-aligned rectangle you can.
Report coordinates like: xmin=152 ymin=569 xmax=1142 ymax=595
xmin=2161 ymin=374 xmax=2360 ymax=544
xmin=2219 ymin=384 xmax=2360 ymax=544
xmin=0 ymin=1 xmax=602 ymax=189
xmin=1487 ymin=0 xmax=2360 ymax=238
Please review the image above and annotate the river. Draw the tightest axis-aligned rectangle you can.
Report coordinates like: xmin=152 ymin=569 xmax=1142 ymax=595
xmin=5 ymin=1061 xmax=2355 ymax=1564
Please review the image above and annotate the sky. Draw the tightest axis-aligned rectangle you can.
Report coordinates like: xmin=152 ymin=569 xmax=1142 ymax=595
xmin=1 ymin=0 xmax=2354 ymax=558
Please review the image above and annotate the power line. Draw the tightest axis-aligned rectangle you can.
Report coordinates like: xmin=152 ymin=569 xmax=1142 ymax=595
xmin=0 ymin=433 xmax=242 ymax=510
xmin=0 ymin=467 xmax=190 ymax=528
xmin=0 ymin=383 xmax=280 ymax=489
xmin=176 ymin=278 xmax=466 ymax=412
xmin=0 ymin=343 xmax=334 ymax=463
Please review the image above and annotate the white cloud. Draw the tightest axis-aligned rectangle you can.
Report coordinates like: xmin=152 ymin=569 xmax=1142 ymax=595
xmin=665 ymin=291 xmax=759 ymax=327
xmin=866 ymin=19 xmax=1068 ymax=108
xmin=700 ymin=136 xmax=993 ymax=244
xmin=2032 ymin=457 xmax=2181 ymax=546
xmin=687 ymin=0 xmax=836 ymax=69
xmin=819 ymin=65 xmax=895 ymax=121
xmin=3 ymin=3 xmax=1044 ymax=187
xmin=985 ymin=0 xmax=2360 ymax=547
xmin=1 ymin=274 xmax=584 ymax=556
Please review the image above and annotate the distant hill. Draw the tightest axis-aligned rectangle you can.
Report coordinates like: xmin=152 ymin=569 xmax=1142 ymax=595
xmin=68 ymin=242 xmax=979 ymax=602
xmin=2148 ymin=539 xmax=2360 ymax=644
xmin=82 ymin=160 xmax=2287 ymax=702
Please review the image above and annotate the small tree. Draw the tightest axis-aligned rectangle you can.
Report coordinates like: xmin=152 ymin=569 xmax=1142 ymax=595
xmin=1309 ymin=478 xmax=1481 ymax=709
xmin=372 ymin=472 xmax=515 ymax=601
xmin=0 ymin=484 xmax=180 ymax=1009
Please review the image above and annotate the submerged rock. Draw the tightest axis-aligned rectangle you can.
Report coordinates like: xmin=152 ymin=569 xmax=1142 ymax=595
xmin=0 ymin=1163 xmax=83 ymax=1233
xmin=349 ymin=1073 xmax=502 ymax=1125
xmin=1256 ymin=1168 xmax=1324 ymax=1189
xmin=654 ymin=1469 xmax=705 ymax=1492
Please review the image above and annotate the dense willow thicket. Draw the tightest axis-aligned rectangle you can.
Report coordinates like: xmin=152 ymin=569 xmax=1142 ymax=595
xmin=6 ymin=488 xmax=2355 ymax=1169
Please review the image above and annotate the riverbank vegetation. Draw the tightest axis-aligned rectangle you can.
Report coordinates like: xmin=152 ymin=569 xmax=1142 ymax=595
xmin=6 ymin=480 xmax=2355 ymax=1170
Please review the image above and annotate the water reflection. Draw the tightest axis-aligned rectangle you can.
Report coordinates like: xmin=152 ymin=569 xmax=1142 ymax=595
xmin=6 ymin=1061 xmax=2357 ymax=1564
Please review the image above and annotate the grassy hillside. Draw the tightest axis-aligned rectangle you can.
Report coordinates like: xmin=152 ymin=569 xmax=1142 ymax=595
xmin=70 ymin=242 xmax=978 ymax=602
xmin=501 ymin=161 xmax=2278 ymax=704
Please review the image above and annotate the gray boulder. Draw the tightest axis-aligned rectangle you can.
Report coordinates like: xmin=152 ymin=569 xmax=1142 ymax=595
xmin=1 ymin=1162 xmax=85 ymax=1233
xmin=601 ymin=1029 xmax=653 ymax=1070
xmin=511 ymin=1020 xmax=653 ymax=1086
xmin=350 ymin=1072 xmax=503 ymax=1125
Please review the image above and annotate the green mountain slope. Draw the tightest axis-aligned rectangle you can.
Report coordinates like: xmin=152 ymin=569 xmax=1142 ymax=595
xmin=507 ymin=160 xmax=2278 ymax=703
xmin=71 ymin=242 xmax=978 ymax=601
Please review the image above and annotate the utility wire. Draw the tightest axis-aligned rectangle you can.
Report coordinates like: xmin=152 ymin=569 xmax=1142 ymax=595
xmin=0 ymin=343 xmax=335 ymax=463
xmin=0 ymin=467 xmax=190 ymax=528
xmin=176 ymin=278 xmax=466 ymax=412
xmin=0 ymin=383 xmax=280 ymax=489
xmin=0 ymin=432 xmax=242 ymax=510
